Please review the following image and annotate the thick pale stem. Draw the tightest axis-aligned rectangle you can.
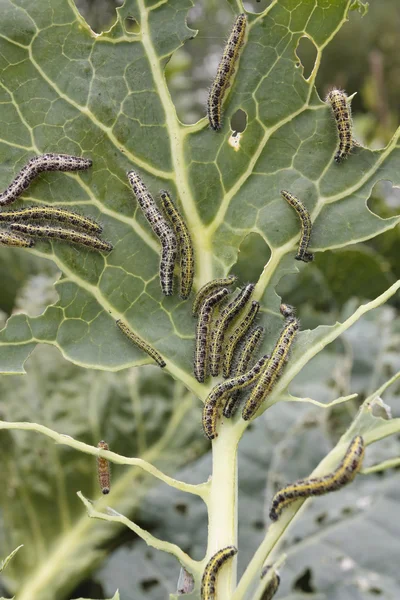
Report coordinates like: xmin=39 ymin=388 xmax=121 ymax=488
xmin=206 ymin=419 xmax=240 ymax=596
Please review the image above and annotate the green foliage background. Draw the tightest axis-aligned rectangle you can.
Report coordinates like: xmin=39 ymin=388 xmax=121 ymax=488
xmin=0 ymin=0 xmax=399 ymax=599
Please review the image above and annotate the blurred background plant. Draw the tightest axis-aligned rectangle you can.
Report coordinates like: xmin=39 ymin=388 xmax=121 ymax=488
xmin=0 ymin=1 xmax=399 ymax=599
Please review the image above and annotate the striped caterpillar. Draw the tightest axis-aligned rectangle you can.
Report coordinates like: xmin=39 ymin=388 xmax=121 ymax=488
xmin=0 ymin=206 xmax=102 ymax=234
xmin=242 ymin=311 xmax=299 ymax=421
xmin=201 ymin=546 xmax=237 ymax=600
xmin=202 ymin=354 xmax=269 ymax=440
xmin=221 ymin=300 xmax=260 ymax=378
xmin=0 ymin=154 xmax=92 ymax=206
xmin=269 ymin=435 xmax=365 ymax=521
xmin=0 ymin=230 xmax=34 ymax=248
xmin=207 ymin=13 xmax=247 ymax=131
xmin=127 ymin=171 xmax=177 ymax=296
xmin=194 ymin=287 xmax=229 ymax=383
xmin=326 ymin=88 xmax=354 ymax=163
xmin=209 ymin=283 xmax=254 ymax=377
xmin=260 ymin=565 xmax=280 ymax=600
xmin=97 ymin=440 xmax=111 ymax=495
xmin=192 ymin=275 xmax=237 ymax=317
xmin=223 ymin=325 xmax=264 ymax=418
xmin=116 ymin=319 xmax=166 ymax=368
xmin=280 ymin=191 xmax=314 ymax=263
xmin=159 ymin=190 xmax=194 ymax=299
xmin=9 ymin=223 xmax=112 ymax=252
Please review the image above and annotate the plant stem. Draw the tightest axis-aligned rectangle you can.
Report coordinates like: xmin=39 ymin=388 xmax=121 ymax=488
xmin=206 ymin=419 xmax=240 ymax=596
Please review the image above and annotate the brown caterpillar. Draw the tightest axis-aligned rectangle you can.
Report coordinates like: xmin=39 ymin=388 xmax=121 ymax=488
xmin=160 ymin=190 xmax=194 ymax=299
xmin=209 ymin=283 xmax=254 ymax=377
xmin=127 ymin=171 xmax=177 ymax=296
xmin=9 ymin=223 xmax=112 ymax=252
xmin=207 ymin=13 xmax=247 ymax=131
xmin=223 ymin=325 xmax=264 ymax=418
xmin=326 ymin=88 xmax=354 ymax=163
xmin=242 ymin=315 xmax=299 ymax=421
xmin=269 ymin=435 xmax=365 ymax=521
xmin=117 ymin=319 xmax=166 ymax=368
xmin=201 ymin=546 xmax=237 ymax=600
xmin=97 ymin=440 xmax=111 ymax=494
xmin=0 ymin=154 xmax=92 ymax=205
xmin=221 ymin=300 xmax=260 ymax=378
xmin=203 ymin=354 xmax=269 ymax=440
xmin=194 ymin=287 xmax=229 ymax=383
xmin=192 ymin=275 xmax=237 ymax=317
xmin=280 ymin=190 xmax=314 ymax=263
xmin=0 ymin=206 xmax=102 ymax=234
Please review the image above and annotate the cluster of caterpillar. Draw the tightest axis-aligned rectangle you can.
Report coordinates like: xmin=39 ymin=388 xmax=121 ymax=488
xmin=127 ymin=172 xmax=194 ymax=298
xmin=0 ymin=154 xmax=111 ymax=252
xmin=200 ymin=302 xmax=298 ymax=439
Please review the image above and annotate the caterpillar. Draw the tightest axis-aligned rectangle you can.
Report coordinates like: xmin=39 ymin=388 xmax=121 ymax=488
xmin=221 ymin=300 xmax=260 ymax=378
xmin=242 ymin=315 xmax=299 ymax=421
xmin=194 ymin=287 xmax=229 ymax=383
xmin=223 ymin=325 xmax=264 ymax=418
xmin=97 ymin=440 xmax=111 ymax=495
xmin=159 ymin=190 xmax=194 ymax=299
xmin=116 ymin=319 xmax=166 ymax=368
xmin=260 ymin=566 xmax=280 ymax=600
xmin=127 ymin=171 xmax=177 ymax=296
xmin=9 ymin=223 xmax=112 ymax=252
xmin=0 ymin=230 xmax=35 ymax=248
xmin=207 ymin=13 xmax=247 ymax=131
xmin=202 ymin=354 xmax=269 ymax=440
xmin=280 ymin=190 xmax=314 ymax=263
xmin=326 ymin=88 xmax=354 ymax=163
xmin=0 ymin=154 xmax=92 ymax=206
xmin=192 ymin=275 xmax=237 ymax=317
xmin=201 ymin=546 xmax=237 ymax=600
xmin=269 ymin=435 xmax=365 ymax=521
xmin=0 ymin=206 xmax=102 ymax=234
xmin=209 ymin=283 xmax=254 ymax=377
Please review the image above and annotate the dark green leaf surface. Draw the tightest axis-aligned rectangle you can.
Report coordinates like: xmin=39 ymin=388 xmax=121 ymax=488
xmin=0 ymin=0 xmax=397 ymax=384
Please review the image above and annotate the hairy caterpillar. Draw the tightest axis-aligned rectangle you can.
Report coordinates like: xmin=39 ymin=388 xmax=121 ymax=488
xmin=222 ymin=300 xmax=260 ymax=378
xmin=326 ymin=88 xmax=354 ymax=163
xmin=127 ymin=171 xmax=177 ymax=296
xmin=201 ymin=546 xmax=237 ymax=600
xmin=203 ymin=354 xmax=269 ymax=440
xmin=280 ymin=190 xmax=314 ymax=263
xmin=260 ymin=566 xmax=280 ymax=600
xmin=0 ymin=206 xmax=102 ymax=234
xmin=269 ymin=435 xmax=365 ymax=521
xmin=223 ymin=325 xmax=264 ymax=418
xmin=207 ymin=13 xmax=247 ymax=131
xmin=97 ymin=440 xmax=111 ymax=494
xmin=192 ymin=275 xmax=237 ymax=317
xmin=116 ymin=319 xmax=166 ymax=368
xmin=9 ymin=223 xmax=112 ymax=252
xmin=0 ymin=154 xmax=92 ymax=206
xmin=159 ymin=190 xmax=194 ymax=299
xmin=242 ymin=315 xmax=299 ymax=421
xmin=209 ymin=283 xmax=254 ymax=377
xmin=0 ymin=229 xmax=35 ymax=248
xmin=194 ymin=287 xmax=229 ymax=383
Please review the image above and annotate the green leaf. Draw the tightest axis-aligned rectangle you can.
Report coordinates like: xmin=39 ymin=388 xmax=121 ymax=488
xmin=0 ymin=0 xmax=397 ymax=382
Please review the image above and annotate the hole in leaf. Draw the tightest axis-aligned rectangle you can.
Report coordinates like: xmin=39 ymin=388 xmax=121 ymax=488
xmin=252 ymin=520 xmax=264 ymax=530
xmin=369 ymin=587 xmax=383 ymax=596
xmin=293 ymin=568 xmax=315 ymax=593
xmin=341 ymin=506 xmax=354 ymax=516
xmin=295 ymin=36 xmax=318 ymax=80
xmin=124 ymin=16 xmax=140 ymax=33
xmin=232 ymin=233 xmax=271 ymax=286
xmin=243 ymin=0 xmax=272 ymax=13
xmin=141 ymin=578 xmax=160 ymax=592
xmin=368 ymin=180 xmax=400 ymax=219
xmin=175 ymin=503 xmax=188 ymax=515
xmin=230 ymin=109 xmax=247 ymax=133
xmin=315 ymin=512 xmax=327 ymax=525
xmin=74 ymin=0 xmax=120 ymax=34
